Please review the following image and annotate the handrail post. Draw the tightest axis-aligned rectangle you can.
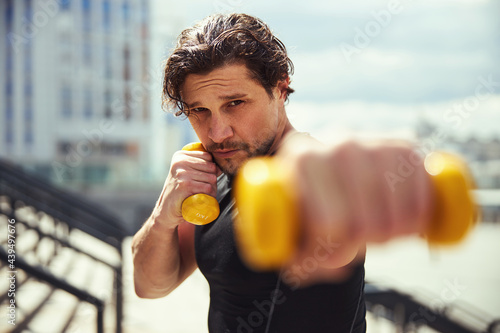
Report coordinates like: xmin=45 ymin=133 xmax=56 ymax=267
xmin=97 ymin=302 xmax=104 ymax=333
xmin=115 ymin=245 xmax=123 ymax=333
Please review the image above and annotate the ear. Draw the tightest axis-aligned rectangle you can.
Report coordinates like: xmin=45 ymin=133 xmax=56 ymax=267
xmin=276 ymin=76 xmax=291 ymax=102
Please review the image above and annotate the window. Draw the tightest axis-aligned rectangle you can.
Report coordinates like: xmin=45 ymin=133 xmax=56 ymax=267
xmin=103 ymin=0 xmax=110 ymax=31
xmin=123 ymin=45 xmax=130 ymax=80
xmin=104 ymin=89 xmax=111 ymax=118
xmin=5 ymin=82 xmax=13 ymax=96
xmin=84 ymin=88 xmax=92 ymax=119
xmin=124 ymin=89 xmax=131 ymax=120
xmin=24 ymin=0 xmax=32 ymax=18
xmin=140 ymin=0 xmax=148 ymax=38
xmin=82 ymin=0 xmax=91 ymax=32
xmin=82 ymin=0 xmax=90 ymax=11
xmin=5 ymin=0 xmax=13 ymax=25
xmin=142 ymin=91 xmax=149 ymax=121
xmin=24 ymin=120 xmax=33 ymax=145
xmin=83 ymin=165 xmax=109 ymax=183
xmin=5 ymin=122 xmax=13 ymax=145
xmin=122 ymin=0 xmax=130 ymax=24
xmin=61 ymin=85 xmax=72 ymax=118
xmin=83 ymin=37 xmax=91 ymax=65
xmin=104 ymin=45 xmax=112 ymax=79
xmin=60 ymin=0 xmax=71 ymax=11
xmin=58 ymin=141 xmax=73 ymax=154
xmin=24 ymin=83 xmax=33 ymax=123
xmin=24 ymin=48 xmax=32 ymax=72
xmin=140 ymin=0 xmax=148 ymax=24
xmin=24 ymin=0 xmax=34 ymax=147
xmin=5 ymin=1 xmax=14 ymax=148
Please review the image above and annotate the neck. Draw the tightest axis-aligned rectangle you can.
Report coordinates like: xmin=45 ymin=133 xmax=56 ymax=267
xmin=267 ymin=115 xmax=295 ymax=156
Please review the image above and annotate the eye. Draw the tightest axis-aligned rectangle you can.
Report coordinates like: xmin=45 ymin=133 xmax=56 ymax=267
xmin=190 ymin=107 xmax=209 ymax=114
xmin=228 ymin=100 xmax=244 ymax=107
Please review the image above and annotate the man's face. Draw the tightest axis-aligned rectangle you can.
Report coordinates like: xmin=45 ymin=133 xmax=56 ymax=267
xmin=182 ymin=63 xmax=288 ymax=175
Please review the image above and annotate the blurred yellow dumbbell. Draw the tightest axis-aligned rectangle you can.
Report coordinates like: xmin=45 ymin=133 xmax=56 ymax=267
xmin=234 ymin=151 xmax=478 ymax=270
xmin=181 ymin=142 xmax=220 ymax=225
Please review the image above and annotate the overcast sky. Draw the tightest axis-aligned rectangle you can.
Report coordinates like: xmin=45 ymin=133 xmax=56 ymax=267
xmin=156 ymin=0 xmax=500 ymax=142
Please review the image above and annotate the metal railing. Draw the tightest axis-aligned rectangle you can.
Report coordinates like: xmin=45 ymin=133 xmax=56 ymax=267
xmin=0 ymin=159 xmax=127 ymax=332
xmin=365 ymin=283 xmax=500 ymax=333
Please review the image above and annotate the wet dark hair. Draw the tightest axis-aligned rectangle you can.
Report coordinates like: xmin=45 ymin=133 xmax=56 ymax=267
xmin=162 ymin=13 xmax=294 ymax=117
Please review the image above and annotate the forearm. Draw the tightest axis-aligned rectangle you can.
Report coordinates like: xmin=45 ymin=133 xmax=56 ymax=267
xmin=131 ymin=215 xmax=188 ymax=298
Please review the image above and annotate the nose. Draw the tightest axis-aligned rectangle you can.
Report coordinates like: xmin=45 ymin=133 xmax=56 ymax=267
xmin=208 ymin=112 xmax=233 ymax=144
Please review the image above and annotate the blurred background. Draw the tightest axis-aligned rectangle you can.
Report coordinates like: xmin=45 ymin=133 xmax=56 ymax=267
xmin=0 ymin=0 xmax=499 ymax=332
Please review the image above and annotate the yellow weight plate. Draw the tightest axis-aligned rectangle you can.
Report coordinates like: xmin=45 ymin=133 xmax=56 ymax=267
xmin=181 ymin=142 xmax=220 ymax=225
xmin=182 ymin=193 xmax=220 ymax=225
xmin=425 ymin=152 xmax=477 ymax=245
xmin=234 ymin=158 xmax=300 ymax=270
xmin=182 ymin=142 xmax=206 ymax=152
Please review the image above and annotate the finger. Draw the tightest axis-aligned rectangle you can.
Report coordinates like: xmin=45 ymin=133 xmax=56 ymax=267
xmin=348 ymin=145 xmax=396 ymax=243
xmin=180 ymin=177 xmax=217 ymax=198
xmin=288 ymin=149 xmax=353 ymax=271
xmin=389 ymin=148 xmax=432 ymax=236
xmin=180 ymin=150 xmax=214 ymax=162
xmin=171 ymin=166 xmax=217 ymax=198
xmin=329 ymin=141 xmax=388 ymax=242
xmin=181 ymin=155 xmax=218 ymax=174
xmin=183 ymin=169 xmax=218 ymax=185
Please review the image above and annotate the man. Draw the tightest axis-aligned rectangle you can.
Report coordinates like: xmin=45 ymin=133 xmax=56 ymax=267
xmin=132 ymin=13 xmax=432 ymax=333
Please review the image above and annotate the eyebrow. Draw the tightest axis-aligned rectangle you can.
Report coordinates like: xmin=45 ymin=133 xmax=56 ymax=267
xmin=186 ymin=93 xmax=248 ymax=109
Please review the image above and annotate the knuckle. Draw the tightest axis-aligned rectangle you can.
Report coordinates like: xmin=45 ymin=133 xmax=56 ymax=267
xmin=201 ymin=183 xmax=213 ymax=194
xmin=173 ymin=168 xmax=187 ymax=180
xmin=332 ymin=140 xmax=363 ymax=163
xmin=294 ymin=150 xmax=325 ymax=174
xmin=208 ymin=173 xmax=218 ymax=184
xmin=340 ymin=140 xmax=362 ymax=153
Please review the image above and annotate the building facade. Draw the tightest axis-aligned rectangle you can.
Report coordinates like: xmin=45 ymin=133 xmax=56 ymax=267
xmin=0 ymin=0 xmax=193 ymax=188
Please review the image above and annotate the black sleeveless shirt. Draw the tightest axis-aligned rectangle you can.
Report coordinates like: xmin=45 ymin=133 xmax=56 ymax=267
xmin=195 ymin=174 xmax=366 ymax=333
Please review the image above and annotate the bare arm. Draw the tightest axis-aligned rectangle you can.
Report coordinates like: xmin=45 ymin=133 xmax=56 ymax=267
xmin=131 ymin=218 xmax=196 ymax=298
xmin=131 ymin=149 xmax=218 ymax=298
xmin=277 ymin=136 xmax=433 ymax=287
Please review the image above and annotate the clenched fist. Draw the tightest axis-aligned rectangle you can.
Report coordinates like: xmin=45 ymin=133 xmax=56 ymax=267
xmin=152 ymin=147 xmax=219 ymax=229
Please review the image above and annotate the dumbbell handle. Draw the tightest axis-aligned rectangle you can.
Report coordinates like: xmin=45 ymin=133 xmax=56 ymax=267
xmin=233 ymin=151 xmax=478 ymax=270
xmin=180 ymin=143 xmax=220 ymax=225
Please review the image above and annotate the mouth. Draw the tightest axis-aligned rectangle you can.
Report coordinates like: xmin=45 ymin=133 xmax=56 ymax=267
xmin=212 ymin=149 xmax=240 ymax=159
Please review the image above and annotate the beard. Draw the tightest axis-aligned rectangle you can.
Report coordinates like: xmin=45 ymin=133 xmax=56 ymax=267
xmin=207 ymin=135 xmax=275 ymax=176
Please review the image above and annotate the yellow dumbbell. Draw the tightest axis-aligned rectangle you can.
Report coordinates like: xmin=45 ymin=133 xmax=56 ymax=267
xmin=181 ymin=142 xmax=220 ymax=225
xmin=234 ymin=151 xmax=478 ymax=270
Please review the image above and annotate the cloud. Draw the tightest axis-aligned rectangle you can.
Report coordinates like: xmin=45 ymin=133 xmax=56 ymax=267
xmin=421 ymin=94 xmax=500 ymax=138
xmin=291 ymin=46 xmax=498 ymax=104
xmin=156 ymin=0 xmax=500 ymax=138
xmin=286 ymin=100 xmax=419 ymax=143
xmin=286 ymin=94 xmax=500 ymax=143
xmin=283 ymin=0 xmax=500 ymax=104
